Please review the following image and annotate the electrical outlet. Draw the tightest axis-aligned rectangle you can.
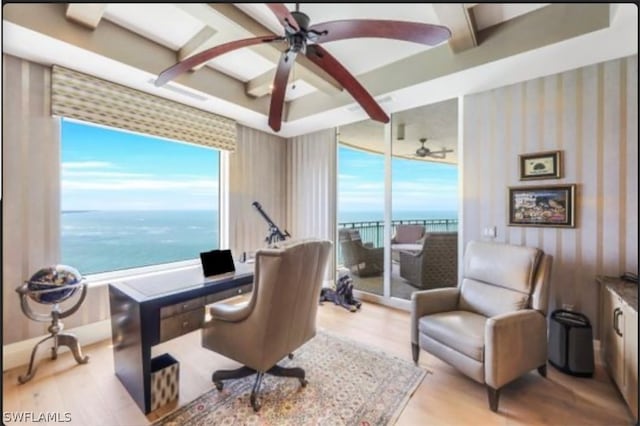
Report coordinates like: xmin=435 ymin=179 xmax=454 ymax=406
xmin=562 ymin=303 xmax=574 ymax=311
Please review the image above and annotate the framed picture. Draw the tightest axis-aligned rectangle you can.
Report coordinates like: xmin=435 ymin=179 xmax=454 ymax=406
xmin=508 ymin=184 xmax=576 ymax=228
xmin=519 ymin=150 xmax=562 ymax=180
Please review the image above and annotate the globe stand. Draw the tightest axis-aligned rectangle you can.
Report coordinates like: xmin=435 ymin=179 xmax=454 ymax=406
xmin=16 ymin=281 xmax=89 ymax=384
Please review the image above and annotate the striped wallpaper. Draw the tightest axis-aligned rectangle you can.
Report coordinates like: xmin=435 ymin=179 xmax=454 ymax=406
xmin=2 ymin=55 xmax=111 ymax=345
xmin=462 ymin=55 xmax=638 ymax=334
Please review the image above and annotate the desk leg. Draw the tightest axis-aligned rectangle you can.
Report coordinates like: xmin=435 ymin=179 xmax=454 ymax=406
xmin=109 ymin=287 xmax=150 ymax=413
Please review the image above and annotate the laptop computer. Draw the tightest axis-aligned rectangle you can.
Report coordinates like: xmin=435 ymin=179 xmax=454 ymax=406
xmin=199 ymin=249 xmax=236 ymax=277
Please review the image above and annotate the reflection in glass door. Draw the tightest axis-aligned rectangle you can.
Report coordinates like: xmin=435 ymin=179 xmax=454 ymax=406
xmin=390 ymin=100 xmax=459 ymax=300
xmin=336 ymin=120 xmax=386 ymax=297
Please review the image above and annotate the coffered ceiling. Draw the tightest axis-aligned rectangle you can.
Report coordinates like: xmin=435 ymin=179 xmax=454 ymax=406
xmin=2 ymin=3 xmax=637 ymax=145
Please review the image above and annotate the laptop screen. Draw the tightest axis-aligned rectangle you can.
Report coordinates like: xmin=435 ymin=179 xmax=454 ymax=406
xmin=200 ymin=249 xmax=236 ymax=277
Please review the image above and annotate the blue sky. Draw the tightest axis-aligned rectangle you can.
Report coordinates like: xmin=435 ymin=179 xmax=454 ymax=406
xmin=61 ymin=119 xmax=219 ymax=211
xmin=338 ymin=145 xmax=458 ymax=213
xmin=61 ymin=120 xmax=457 ymax=213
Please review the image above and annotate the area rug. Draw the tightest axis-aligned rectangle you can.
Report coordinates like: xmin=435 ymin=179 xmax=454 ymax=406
xmin=153 ymin=330 xmax=428 ymax=426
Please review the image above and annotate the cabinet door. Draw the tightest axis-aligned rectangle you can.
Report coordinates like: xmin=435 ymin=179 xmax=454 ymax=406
xmin=602 ymin=287 xmax=625 ymax=387
xmin=623 ymin=304 xmax=638 ymax=421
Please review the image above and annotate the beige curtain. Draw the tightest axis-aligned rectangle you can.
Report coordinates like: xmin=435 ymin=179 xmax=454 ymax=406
xmin=227 ymin=124 xmax=287 ymax=258
xmin=286 ymin=128 xmax=338 ymax=279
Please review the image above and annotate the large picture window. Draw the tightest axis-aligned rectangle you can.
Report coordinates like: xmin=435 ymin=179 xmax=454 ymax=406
xmin=61 ymin=119 xmax=220 ymax=275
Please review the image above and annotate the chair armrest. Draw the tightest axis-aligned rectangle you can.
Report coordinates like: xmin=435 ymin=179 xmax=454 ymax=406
xmin=411 ymin=288 xmax=459 ymax=344
xmin=363 ymin=242 xmax=374 ymax=248
xmin=485 ymin=310 xmax=547 ymax=389
xmin=208 ymin=301 xmax=251 ymax=322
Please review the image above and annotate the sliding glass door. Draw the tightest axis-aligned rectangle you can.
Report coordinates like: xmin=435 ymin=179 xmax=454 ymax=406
xmin=336 ymin=99 xmax=459 ymax=306
xmin=337 ymin=120 xmax=386 ymax=296
xmin=390 ymin=100 xmax=459 ymax=300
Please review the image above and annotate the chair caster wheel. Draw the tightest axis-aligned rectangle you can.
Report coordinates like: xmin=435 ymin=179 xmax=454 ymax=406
xmin=288 ymin=353 xmax=294 ymax=360
xmin=214 ymin=381 xmax=223 ymax=391
xmin=299 ymin=378 xmax=308 ymax=387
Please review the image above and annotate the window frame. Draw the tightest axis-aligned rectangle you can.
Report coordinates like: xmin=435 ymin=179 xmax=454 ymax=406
xmin=59 ymin=118 xmax=227 ymax=286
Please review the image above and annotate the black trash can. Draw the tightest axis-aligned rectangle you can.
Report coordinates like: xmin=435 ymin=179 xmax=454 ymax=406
xmin=548 ymin=309 xmax=594 ymax=377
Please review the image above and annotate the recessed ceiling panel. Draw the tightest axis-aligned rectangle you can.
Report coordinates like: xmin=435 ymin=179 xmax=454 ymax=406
xmin=320 ymin=39 xmax=433 ymax=76
xmin=472 ymin=3 xmax=549 ymax=31
xmin=208 ymin=49 xmax=276 ymax=82
xmin=104 ymin=4 xmax=205 ymax=50
xmin=284 ymin=80 xmax=317 ymax=101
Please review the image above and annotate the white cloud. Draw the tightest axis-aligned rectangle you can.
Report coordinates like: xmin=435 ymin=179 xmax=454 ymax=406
xmin=62 ymin=171 xmax=153 ymax=179
xmin=62 ymin=178 xmax=218 ymax=191
xmin=62 ymin=161 xmax=114 ymax=169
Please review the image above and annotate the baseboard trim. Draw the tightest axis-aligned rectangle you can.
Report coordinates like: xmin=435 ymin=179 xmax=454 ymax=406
xmin=2 ymin=319 xmax=112 ymax=372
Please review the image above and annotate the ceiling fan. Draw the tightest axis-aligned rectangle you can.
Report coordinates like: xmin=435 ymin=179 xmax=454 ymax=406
xmin=154 ymin=4 xmax=451 ymax=132
xmin=414 ymin=138 xmax=453 ymax=159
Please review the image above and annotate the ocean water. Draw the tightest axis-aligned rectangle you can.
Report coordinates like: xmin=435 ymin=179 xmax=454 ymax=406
xmin=61 ymin=210 xmax=219 ymax=275
xmin=62 ymin=209 xmax=457 ymax=275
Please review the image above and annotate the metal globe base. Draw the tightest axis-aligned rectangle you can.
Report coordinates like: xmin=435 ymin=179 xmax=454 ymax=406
xmin=16 ymin=278 xmax=89 ymax=384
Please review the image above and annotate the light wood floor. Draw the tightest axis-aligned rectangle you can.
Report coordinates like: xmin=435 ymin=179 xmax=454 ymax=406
xmin=2 ymin=301 xmax=634 ymax=426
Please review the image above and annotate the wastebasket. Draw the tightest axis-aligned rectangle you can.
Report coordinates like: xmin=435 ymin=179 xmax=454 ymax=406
xmin=548 ymin=309 xmax=594 ymax=377
xmin=150 ymin=353 xmax=179 ymax=411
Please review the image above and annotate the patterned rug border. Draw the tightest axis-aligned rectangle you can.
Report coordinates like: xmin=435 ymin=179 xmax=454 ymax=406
xmin=152 ymin=329 xmax=430 ymax=426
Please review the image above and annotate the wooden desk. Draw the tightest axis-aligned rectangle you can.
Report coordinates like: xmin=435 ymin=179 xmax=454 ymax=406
xmin=108 ymin=263 xmax=254 ymax=413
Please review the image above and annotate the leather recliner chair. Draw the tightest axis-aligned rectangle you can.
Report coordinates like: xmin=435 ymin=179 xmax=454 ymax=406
xmin=201 ymin=238 xmax=332 ymax=411
xmin=411 ymin=240 xmax=552 ymax=411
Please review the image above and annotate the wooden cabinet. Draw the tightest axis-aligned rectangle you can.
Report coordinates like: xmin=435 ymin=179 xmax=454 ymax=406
xmin=599 ymin=277 xmax=638 ymax=422
xmin=601 ymin=286 xmax=625 ymax=387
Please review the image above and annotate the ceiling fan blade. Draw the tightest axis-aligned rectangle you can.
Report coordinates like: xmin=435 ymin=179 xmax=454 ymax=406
xmin=268 ymin=51 xmax=298 ymax=132
xmin=155 ymin=35 xmax=281 ymax=87
xmin=310 ymin=19 xmax=451 ymax=46
xmin=266 ymin=4 xmax=300 ymax=33
xmin=305 ymin=44 xmax=389 ymax=124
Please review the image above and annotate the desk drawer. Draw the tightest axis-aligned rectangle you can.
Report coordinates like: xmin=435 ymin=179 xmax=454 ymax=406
xmin=160 ymin=296 xmax=205 ymax=319
xmin=205 ymin=283 xmax=252 ymax=304
xmin=159 ymin=307 xmax=204 ymax=342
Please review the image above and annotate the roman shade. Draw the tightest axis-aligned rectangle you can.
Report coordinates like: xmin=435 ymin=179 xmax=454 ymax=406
xmin=51 ymin=65 xmax=236 ymax=151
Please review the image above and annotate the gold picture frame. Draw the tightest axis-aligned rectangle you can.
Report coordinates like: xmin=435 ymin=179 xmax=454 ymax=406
xmin=519 ymin=150 xmax=562 ymax=180
xmin=508 ymin=184 xmax=576 ymax=228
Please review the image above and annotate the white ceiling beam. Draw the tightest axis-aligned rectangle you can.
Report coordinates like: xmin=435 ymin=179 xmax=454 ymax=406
xmin=178 ymin=26 xmax=219 ymax=72
xmin=432 ymin=4 xmax=477 ymax=53
xmin=246 ymin=69 xmax=275 ymax=98
xmin=65 ymin=4 xmax=106 ymax=30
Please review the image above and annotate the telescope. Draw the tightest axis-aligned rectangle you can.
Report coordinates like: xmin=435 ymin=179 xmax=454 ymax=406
xmin=252 ymin=201 xmax=290 ymax=245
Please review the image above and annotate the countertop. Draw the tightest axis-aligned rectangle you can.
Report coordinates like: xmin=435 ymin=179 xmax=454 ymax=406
xmin=597 ymin=275 xmax=638 ymax=311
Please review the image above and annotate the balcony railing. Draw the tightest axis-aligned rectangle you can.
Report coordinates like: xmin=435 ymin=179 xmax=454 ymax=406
xmin=337 ymin=218 xmax=458 ymax=264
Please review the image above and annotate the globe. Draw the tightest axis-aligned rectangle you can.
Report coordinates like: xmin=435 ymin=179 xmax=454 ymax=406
xmin=26 ymin=265 xmax=84 ymax=305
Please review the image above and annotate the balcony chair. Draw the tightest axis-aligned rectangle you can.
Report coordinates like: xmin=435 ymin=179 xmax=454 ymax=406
xmin=391 ymin=224 xmax=426 ymax=262
xmin=399 ymin=232 xmax=457 ymax=289
xmin=338 ymin=228 xmax=384 ymax=277
xmin=201 ymin=238 xmax=332 ymax=411
xmin=411 ymin=240 xmax=552 ymax=412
